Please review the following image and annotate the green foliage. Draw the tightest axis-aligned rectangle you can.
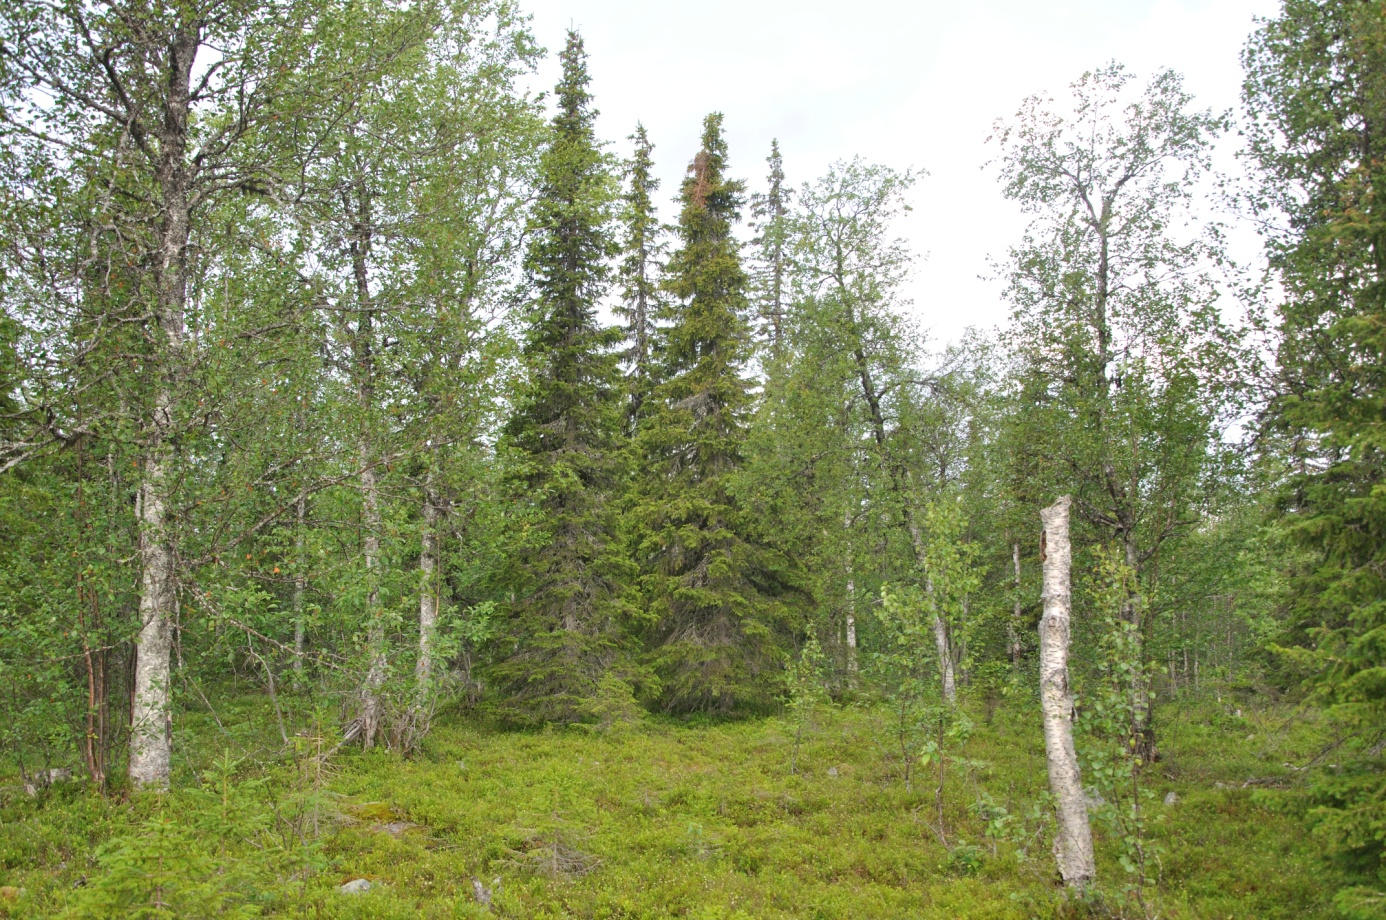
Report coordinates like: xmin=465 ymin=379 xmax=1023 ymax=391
xmin=0 ymin=693 xmax=1341 ymax=918
xmin=870 ymin=586 xmax=971 ymax=792
xmin=1076 ymin=548 xmax=1164 ymax=914
xmin=1245 ymin=0 xmax=1386 ymax=899
xmin=0 ymin=0 xmax=1373 ymax=907
xmin=631 ymin=113 xmax=802 ymax=713
xmin=783 ymin=633 xmax=828 ymax=774
xmin=488 ymin=30 xmax=639 ymax=726
xmin=616 ymin=123 xmax=666 ymax=430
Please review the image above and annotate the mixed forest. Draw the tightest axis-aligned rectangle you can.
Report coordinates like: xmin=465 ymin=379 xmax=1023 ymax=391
xmin=0 ymin=0 xmax=1385 ymax=916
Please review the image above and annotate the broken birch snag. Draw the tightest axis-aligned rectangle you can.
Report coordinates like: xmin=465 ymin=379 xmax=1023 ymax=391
xmin=1039 ymin=496 xmax=1095 ymax=888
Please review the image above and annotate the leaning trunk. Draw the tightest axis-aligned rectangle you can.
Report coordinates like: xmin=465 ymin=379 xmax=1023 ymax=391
xmin=1039 ymin=496 xmax=1095 ymax=889
xmin=849 ymin=333 xmax=954 ymax=702
xmin=906 ymin=510 xmax=955 ymax=704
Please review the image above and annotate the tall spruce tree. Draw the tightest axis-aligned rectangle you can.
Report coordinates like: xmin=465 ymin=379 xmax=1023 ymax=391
xmin=750 ymin=139 xmax=790 ymax=356
xmin=1245 ymin=0 xmax=1386 ymax=884
xmin=633 ymin=113 xmax=799 ymax=713
xmin=490 ymin=31 xmax=635 ymax=725
xmin=617 ymin=124 xmax=665 ymax=432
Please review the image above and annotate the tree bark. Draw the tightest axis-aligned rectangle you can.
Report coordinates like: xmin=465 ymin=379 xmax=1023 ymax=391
xmin=845 ymin=308 xmax=955 ymax=702
xmin=130 ymin=462 xmax=176 ymax=788
xmin=1039 ymin=496 xmax=1095 ymax=889
xmin=348 ymin=182 xmax=386 ymax=748
xmin=415 ymin=487 xmax=441 ymax=702
xmin=844 ymin=568 xmax=858 ymax=679
xmin=129 ymin=23 xmax=199 ymax=791
xmin=358 ymin=449 xmax=385 ymax=747
xmin=1010 ymin=542 xmax=1023 ymax=666
xmin=843 ymin=511 xmax=858 ymax=681
xmin=906 ymin=513 xmax=956 ymax=704
xmin=1122 ymin=532 xmax=1156 ymax=762
xmin=293 ymin=492 xmax=307 ymax=677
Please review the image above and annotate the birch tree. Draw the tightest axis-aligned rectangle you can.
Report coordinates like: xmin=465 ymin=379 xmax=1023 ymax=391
xmin=993 ymin=65 xmax=1239 ymax=754
xmin=1039 ymin=495 xmax=1096 ymax=889
xmin=0 ymin=0 xmax=335 ymax=788
xmin=788 ymin=159 xmax=963 ymax=702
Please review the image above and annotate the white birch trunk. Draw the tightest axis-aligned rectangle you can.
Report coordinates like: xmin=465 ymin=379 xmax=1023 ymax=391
xmin=346 ymin=180 xmax=387 ymax=748
xmin=415 ymin=491 xmax=441 ymax=701
xmin=359 ymin=448 xmax=385 ymax=748
xmin=129 ymin=459 xmax=175 ymax=788
xmin=1039 ymin=496 xmax=1095 ymax=888
xmin=844 ymin=574 xmax=858 ymax=676
xmin=927 ymin=578 xmax=956 ymax=704
xmin=904 ymin=510 xmax=956 ymax=704
xmin=129 ymin=28 xmax=197 ymax=791
xmin=1010 ymin=542 xmax=1023 ymax=666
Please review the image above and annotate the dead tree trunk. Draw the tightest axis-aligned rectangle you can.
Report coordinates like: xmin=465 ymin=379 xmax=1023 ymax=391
xmin=1039 ymin=496 xmax=1095 ymax=889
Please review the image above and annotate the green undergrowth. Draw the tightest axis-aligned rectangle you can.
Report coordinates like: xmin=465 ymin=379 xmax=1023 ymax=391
xmin=0 ymin=692 xmax=1343 ymax=918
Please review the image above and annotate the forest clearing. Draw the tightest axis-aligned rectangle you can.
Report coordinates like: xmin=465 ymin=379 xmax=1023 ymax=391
xmin=1 ymin=0 xmax=1384 ymax=916
xmin=2 ymin=695 xmax=1336 ymax=917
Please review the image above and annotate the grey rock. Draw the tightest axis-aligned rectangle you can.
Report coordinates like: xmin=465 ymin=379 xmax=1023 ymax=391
xmin=339 ymin=879 xmax=371 ymax=895
xmin=827 ymin=767 xmax=839 ymax=778
xmin=1163 ymin=791 xmax=1178 ymax=806
xmin=23 ymin=768 xmax=74 ymax=797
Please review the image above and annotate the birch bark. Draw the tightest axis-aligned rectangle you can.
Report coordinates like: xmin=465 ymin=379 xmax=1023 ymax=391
xmin=129 ymin=24 xmax=198 ymax=790
xmin=1039 ymin=496 xmax=1095 ymax=888
xmin=348 ymin=184 xmax=386 ymax=748
xmin=415 ymin=489 xmax=441 ymax=702
xmin=1010 ymin=542 xmax=1023 ymax=666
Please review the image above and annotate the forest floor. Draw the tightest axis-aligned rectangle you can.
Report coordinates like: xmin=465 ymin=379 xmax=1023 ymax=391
xmin=1 ymin=689 xmax=1342 ymax=919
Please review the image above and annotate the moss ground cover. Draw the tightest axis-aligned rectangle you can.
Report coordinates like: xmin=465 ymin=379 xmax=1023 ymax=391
xmin=0 ymin=694 xmax=1340 ymax=918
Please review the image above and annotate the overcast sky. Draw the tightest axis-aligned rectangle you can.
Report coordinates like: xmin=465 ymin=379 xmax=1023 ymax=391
xmin=519 ymin=0 xmax=1280 ymax=349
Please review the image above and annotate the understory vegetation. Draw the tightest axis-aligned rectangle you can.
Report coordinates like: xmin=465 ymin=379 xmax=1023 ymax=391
xmin=1 ymin=692 xmax=1338 ymax=918
xmin=3 ymin=0 xmax=1386 ymax=915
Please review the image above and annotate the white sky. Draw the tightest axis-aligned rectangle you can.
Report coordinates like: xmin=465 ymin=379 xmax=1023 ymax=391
xmin=520 ymin=0 xmax=1280 ymax=349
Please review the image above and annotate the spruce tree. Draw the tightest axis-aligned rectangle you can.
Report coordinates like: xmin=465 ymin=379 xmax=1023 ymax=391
xmin=490 ymin=31 xmax=635 ymax=725
xmin=1245 ymin=0 xmax=1386 ymax=874
xmin=616 ymin=124 xmax=665 ymax=432
xmin=750 ymin=139 xmax=790 ymax=356
xmin=633 ymin=113 xmax=799 ymax=713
